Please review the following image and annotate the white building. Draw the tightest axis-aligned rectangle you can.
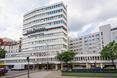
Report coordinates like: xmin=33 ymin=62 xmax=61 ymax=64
xmin=1 ymin=2 xmax=68 ymax=70
xmin=22 ymin=1 xmax=68 ymax=69
xmin=69 ymin=32 xmax=101 ymax=54
xmin=0 ymin=38 xmax=21 ymax=54
xmin=0 ymin=38 xmax=21 ymax=67
xmin=22 ymin=1 xmax=68 ymax=56
xmin=69 ymin=24 xmax=117 ymax=68
xmin=111 ymin=26 xmax=117 ymax=41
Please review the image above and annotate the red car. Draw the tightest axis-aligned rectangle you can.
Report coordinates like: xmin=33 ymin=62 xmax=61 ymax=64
xmin=0 ymin=68 xmax=8 ymax=76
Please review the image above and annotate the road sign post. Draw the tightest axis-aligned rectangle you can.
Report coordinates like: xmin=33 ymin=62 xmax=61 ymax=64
xmin=27 ymin=56 xmax=30 ymax=78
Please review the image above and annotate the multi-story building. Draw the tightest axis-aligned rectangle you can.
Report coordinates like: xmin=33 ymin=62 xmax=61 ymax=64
xmin=0 ymin=38 xmax=20 ymax=53
xmin=22 ymin=1 xmax=67 ymax=56
xmin=69 ymin=37 xmax=83 ymax=54
xmin=111 ymin=26 xmax=117 ymax=41
xmin=69 ymin=24 xmax=117 ymax=68
xmin=22 ymin=1 xmax=68 ymax=69
xmin=1 ymin=2 xmax=68 ymax=70
xmin=0 ymin=38 xmax=21 ymax=68
xmin=69 ymin=32 xmax=101 ymax=54
xmin=5 ymin=38 xmax=22 ymax=58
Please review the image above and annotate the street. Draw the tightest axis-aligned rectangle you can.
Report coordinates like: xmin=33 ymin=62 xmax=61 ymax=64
xmin=1 ymin=70 xmax=36 ymax=78
xmin=1 ymin=70 xmax=115 ymax=78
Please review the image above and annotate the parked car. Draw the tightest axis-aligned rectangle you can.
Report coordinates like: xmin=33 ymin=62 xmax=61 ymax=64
xmin=103 ymin=65 xmax=116 ymax=69
xmin=0 ymin=68 xmax=8 ymax=76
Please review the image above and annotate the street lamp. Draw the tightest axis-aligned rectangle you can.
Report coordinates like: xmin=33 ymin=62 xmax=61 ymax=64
xmin=27 ymin=56 xmax=30 ymax=78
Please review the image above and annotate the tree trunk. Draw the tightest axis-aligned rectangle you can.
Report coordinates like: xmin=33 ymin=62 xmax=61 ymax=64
xmin=70 ymin=63 xmax=73 ymax=70
xmin=65 ymin=62 xmax=69 ymax=71
xmin=112 ymin=59 xmax=116 ymax=69
xmin=112 ymin=59 xmax=114 ymax=66
xmin=61 ymin=62 xmax=63 ymax=70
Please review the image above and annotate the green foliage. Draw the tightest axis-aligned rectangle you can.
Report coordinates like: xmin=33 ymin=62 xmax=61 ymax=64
xmin=56 ymin=50 xmax=76 ymax=63
xmin=101 ymin=41 xmax=117 ymax=65
xmin=0 ymin=48 xmax=6 ymax=58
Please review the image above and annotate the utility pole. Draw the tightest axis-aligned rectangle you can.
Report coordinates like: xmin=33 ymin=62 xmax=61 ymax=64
xmin=27 ymin=56 xmax=30 ymax=78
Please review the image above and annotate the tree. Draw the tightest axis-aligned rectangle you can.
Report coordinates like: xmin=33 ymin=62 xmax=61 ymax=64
xmin=0 ymin=48 xmax=6 ymax=58
xmin=56 ymin=50 xmax=76 ymax=70
xmin=101 ymin=41 xmax=117 ymax=68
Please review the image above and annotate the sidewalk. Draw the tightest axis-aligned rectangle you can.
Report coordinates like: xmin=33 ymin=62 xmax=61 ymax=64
xmin=44 ymin=71 xmax=61 ymax=78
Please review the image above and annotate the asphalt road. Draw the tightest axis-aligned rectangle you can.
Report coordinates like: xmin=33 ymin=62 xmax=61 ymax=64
xmin=1 ymin=70 xmax=29 ymax=78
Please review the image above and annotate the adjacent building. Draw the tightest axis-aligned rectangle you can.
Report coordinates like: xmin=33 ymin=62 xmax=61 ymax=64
xmin=0 ymin=38 xmax=21 ymax=67
xmin=0 ymin=38 xmax=20 ymax=54
xmin=69 ymin=24 xmax=117 ymax=68
xmin=69 ymin=32 xmax=101 ymax=54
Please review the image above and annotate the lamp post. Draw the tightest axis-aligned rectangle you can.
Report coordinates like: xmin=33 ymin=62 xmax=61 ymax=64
xmin=27 ymin=56 xmax=30 ymax=78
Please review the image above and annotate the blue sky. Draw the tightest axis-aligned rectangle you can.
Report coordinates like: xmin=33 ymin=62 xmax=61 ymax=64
xmin=0 ymin=0 xmax=117 ymax=40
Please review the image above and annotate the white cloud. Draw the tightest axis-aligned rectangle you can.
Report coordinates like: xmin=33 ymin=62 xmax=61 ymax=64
xmin=0 ymin=0 xmax=48 ymax=40
xmin=0 ymin=0 xmax=117 ymax=40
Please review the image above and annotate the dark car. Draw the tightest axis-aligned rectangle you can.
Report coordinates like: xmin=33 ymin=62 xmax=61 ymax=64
xmin=0 ymin=68 xmax=8 ymax=76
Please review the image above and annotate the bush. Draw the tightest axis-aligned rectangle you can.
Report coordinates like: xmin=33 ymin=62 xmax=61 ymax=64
xmin=62 ymin=69 xmax=117 ymax=73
